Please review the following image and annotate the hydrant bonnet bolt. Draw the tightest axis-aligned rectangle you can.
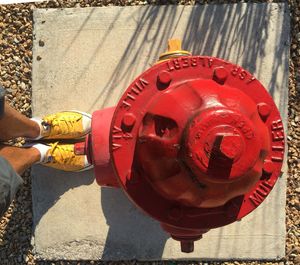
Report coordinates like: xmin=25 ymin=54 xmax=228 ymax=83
xmin=213 ymin=66 xmax=228 ymax=85
xmin=263 ymin=160 xmax=275 ymax=175
xmin=157 ymin=70 xmax=172 ymax=88
xmin=122 ymin=113 xmax=136 ymax=130
xmin=257 ymin=102 xmax=272 ymax=120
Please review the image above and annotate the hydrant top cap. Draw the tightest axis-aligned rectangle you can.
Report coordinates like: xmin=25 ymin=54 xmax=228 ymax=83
xmin=184 ymin=106 xmax=260 ymax=182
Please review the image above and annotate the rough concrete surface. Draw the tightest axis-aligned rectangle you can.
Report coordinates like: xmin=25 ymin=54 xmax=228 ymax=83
xmin=31 ymin=4 xmax=289 ymax=260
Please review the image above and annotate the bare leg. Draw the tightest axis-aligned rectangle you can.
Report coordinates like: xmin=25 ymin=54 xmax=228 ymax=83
xmin=0 ymin=145 xmax=40 ymax=175
xmin=0 ymin=102 xmax=40 ymax=141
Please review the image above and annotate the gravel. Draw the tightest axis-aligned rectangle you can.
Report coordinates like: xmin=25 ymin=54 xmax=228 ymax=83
xmin=0 ymin=0 xmax=299 ymax=265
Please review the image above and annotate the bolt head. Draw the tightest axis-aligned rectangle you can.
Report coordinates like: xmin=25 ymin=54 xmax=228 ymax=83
xmin=263 ymin=160 xmax=275 ymax=175
xmin=122 ymin=113 xmax=136 ymax=128
xmin=257 ymin=103 xmax=271 ymax=120
xmin=218 ymin=134 xmax=243 ymax=160
xmin=180 ymin=240 xmax=194 ymax=253
xmin=157 ymin=70 xmax=172 ymax=85
xmin=213 ymin=67 xmax=228 ymax=85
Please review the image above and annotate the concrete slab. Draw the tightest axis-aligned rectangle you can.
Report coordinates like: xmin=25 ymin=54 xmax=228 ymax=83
xmin=31 ymin=4 xmax=289 ymax=260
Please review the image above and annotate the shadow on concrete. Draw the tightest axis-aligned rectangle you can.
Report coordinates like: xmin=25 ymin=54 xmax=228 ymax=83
xmin=83 ymin=4 xmax=289 ymax=112
xmin=87 ymin=5 xmax=186 ymax=111
xmin=32 ymin=165 xmax=94 ymax=226
xmin=101 ymin=187 xmax=169 ymax=259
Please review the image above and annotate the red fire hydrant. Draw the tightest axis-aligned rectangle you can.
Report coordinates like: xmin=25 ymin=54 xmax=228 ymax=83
xmin=76 ymin=40 xmax=285 ymax=253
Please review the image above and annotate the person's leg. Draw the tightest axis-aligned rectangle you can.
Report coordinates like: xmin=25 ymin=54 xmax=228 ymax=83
xmin=0 ymin=145 xmax=40 ymax=175
xmin=0 ymin=155 xmax=24 ymax=218
xmin=0 ymin=146 xmax=40 ymax=218
xmin=0 ymin=102 xmax=40 ymax=141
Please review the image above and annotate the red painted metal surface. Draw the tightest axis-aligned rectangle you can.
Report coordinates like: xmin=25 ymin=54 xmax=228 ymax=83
xmin=90 ymin=107 xmax=119 ymax=187
xmin=85 ymin=55 xmax=285 ymax=252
